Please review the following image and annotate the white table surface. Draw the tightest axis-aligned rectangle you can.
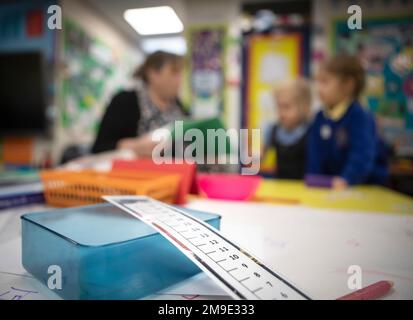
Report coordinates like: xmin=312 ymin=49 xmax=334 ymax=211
xmin=1 ymin=199 xmax=412 ymax=300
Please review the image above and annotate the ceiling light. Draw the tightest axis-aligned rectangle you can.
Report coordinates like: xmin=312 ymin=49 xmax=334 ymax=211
xmin=124 ymin=6 xmax=184 ymax=36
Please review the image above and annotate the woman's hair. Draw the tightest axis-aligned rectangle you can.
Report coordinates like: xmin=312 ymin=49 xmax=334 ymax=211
xmin=320 ymin=53 xmax=365 ymax=99
xmin=133 ymin=50 xmax=184 ymax=84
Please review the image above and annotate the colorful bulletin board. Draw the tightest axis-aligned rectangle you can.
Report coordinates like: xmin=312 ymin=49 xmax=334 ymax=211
xmin=332 ymin=16 xmax=413 ymax=156
xmin=60 ymin=19 xmax=137 ymax=141
xmin=186 ymin=26 xmax=226 ymax=120
xmin=244 ymin=33 xmax=303 ymax=174
xmin=60 ymin=19 xmax=114 ymax=135
xmin=0 ymin=0 xmax=57 ymax=113
xmin=0 ymin=0 xmax=56 ymax=60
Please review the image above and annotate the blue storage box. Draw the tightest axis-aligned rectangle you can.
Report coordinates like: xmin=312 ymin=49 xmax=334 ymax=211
xmin=21 ymin=203 xmax=220 ymax=300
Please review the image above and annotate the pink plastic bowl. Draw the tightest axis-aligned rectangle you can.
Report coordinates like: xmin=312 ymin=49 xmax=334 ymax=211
xmin=197 ymin=174 xmax=262 ymax=201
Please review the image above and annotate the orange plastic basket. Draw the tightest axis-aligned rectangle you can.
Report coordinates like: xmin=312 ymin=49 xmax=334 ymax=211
xmin=40 ymin=169 xmax=181 ymax=207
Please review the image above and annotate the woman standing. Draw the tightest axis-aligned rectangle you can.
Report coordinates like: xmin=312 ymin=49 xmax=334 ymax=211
xmin=92 ymin=51 xmax=187 ymax=156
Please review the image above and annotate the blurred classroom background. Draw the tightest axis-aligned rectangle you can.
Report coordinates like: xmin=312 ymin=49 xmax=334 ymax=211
xmin=0 ymin=0 xmax=413 ymax=196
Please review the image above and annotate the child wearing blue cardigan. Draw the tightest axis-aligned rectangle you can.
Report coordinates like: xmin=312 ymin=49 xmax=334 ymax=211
xmin=307 ymin=54 xmax=388 ymax=189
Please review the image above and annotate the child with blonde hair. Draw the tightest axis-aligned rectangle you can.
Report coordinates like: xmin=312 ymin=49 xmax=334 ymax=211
xmin=264 ymin=77 xmax=312 ymax=179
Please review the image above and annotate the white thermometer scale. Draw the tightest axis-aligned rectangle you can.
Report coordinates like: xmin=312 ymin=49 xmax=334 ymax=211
xmin=104 ymin=196 xmax=310 ymax=300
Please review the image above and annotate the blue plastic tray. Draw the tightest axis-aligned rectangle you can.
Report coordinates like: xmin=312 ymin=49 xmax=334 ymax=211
xmin=21 ymin=203 xmax=220 ymax=300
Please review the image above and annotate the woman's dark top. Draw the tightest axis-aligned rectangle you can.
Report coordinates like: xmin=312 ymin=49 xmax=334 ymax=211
xmin=268 ymin=124 xmax=309 ymax=180
xmin=92 ymin=90 xmax=186 ymax=154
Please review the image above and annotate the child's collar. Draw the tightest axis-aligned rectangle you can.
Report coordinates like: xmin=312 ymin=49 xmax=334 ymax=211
xmin=324 ymin=99 xmax=352 ymax=121
xmin=276 ymin=123 xmax=308 ymax=146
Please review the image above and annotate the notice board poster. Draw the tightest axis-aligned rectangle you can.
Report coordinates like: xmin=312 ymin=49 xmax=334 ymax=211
xmin=245 ymin=33 xmax=303 ymax=174
xmin=332 ymin=16 xmax=413 ymax=156
xmin=187 ymin=26 xmax=226 ymax=120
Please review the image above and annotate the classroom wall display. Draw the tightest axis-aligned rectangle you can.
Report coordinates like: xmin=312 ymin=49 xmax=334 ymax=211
xmin=0 ymin=0 xmax=57 ymax=114
xmin=332 ymin=16 xmax=413 ymax=156
xmin=243 ymin=33 xmax=304 ymax=174
xmin=0 ymin=0 xmax=56 ymax=59
xmin=59 ymin=19 xmax=136 ymax=141
xmin=186 ymin=26 xmax=226 ymax=120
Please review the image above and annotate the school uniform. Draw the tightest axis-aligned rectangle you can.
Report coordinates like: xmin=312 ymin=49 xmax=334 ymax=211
xmin=307 ymin=100 xmax=388 ymax=185
xmin=267 ymin=123 xmax=309 ymax=179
